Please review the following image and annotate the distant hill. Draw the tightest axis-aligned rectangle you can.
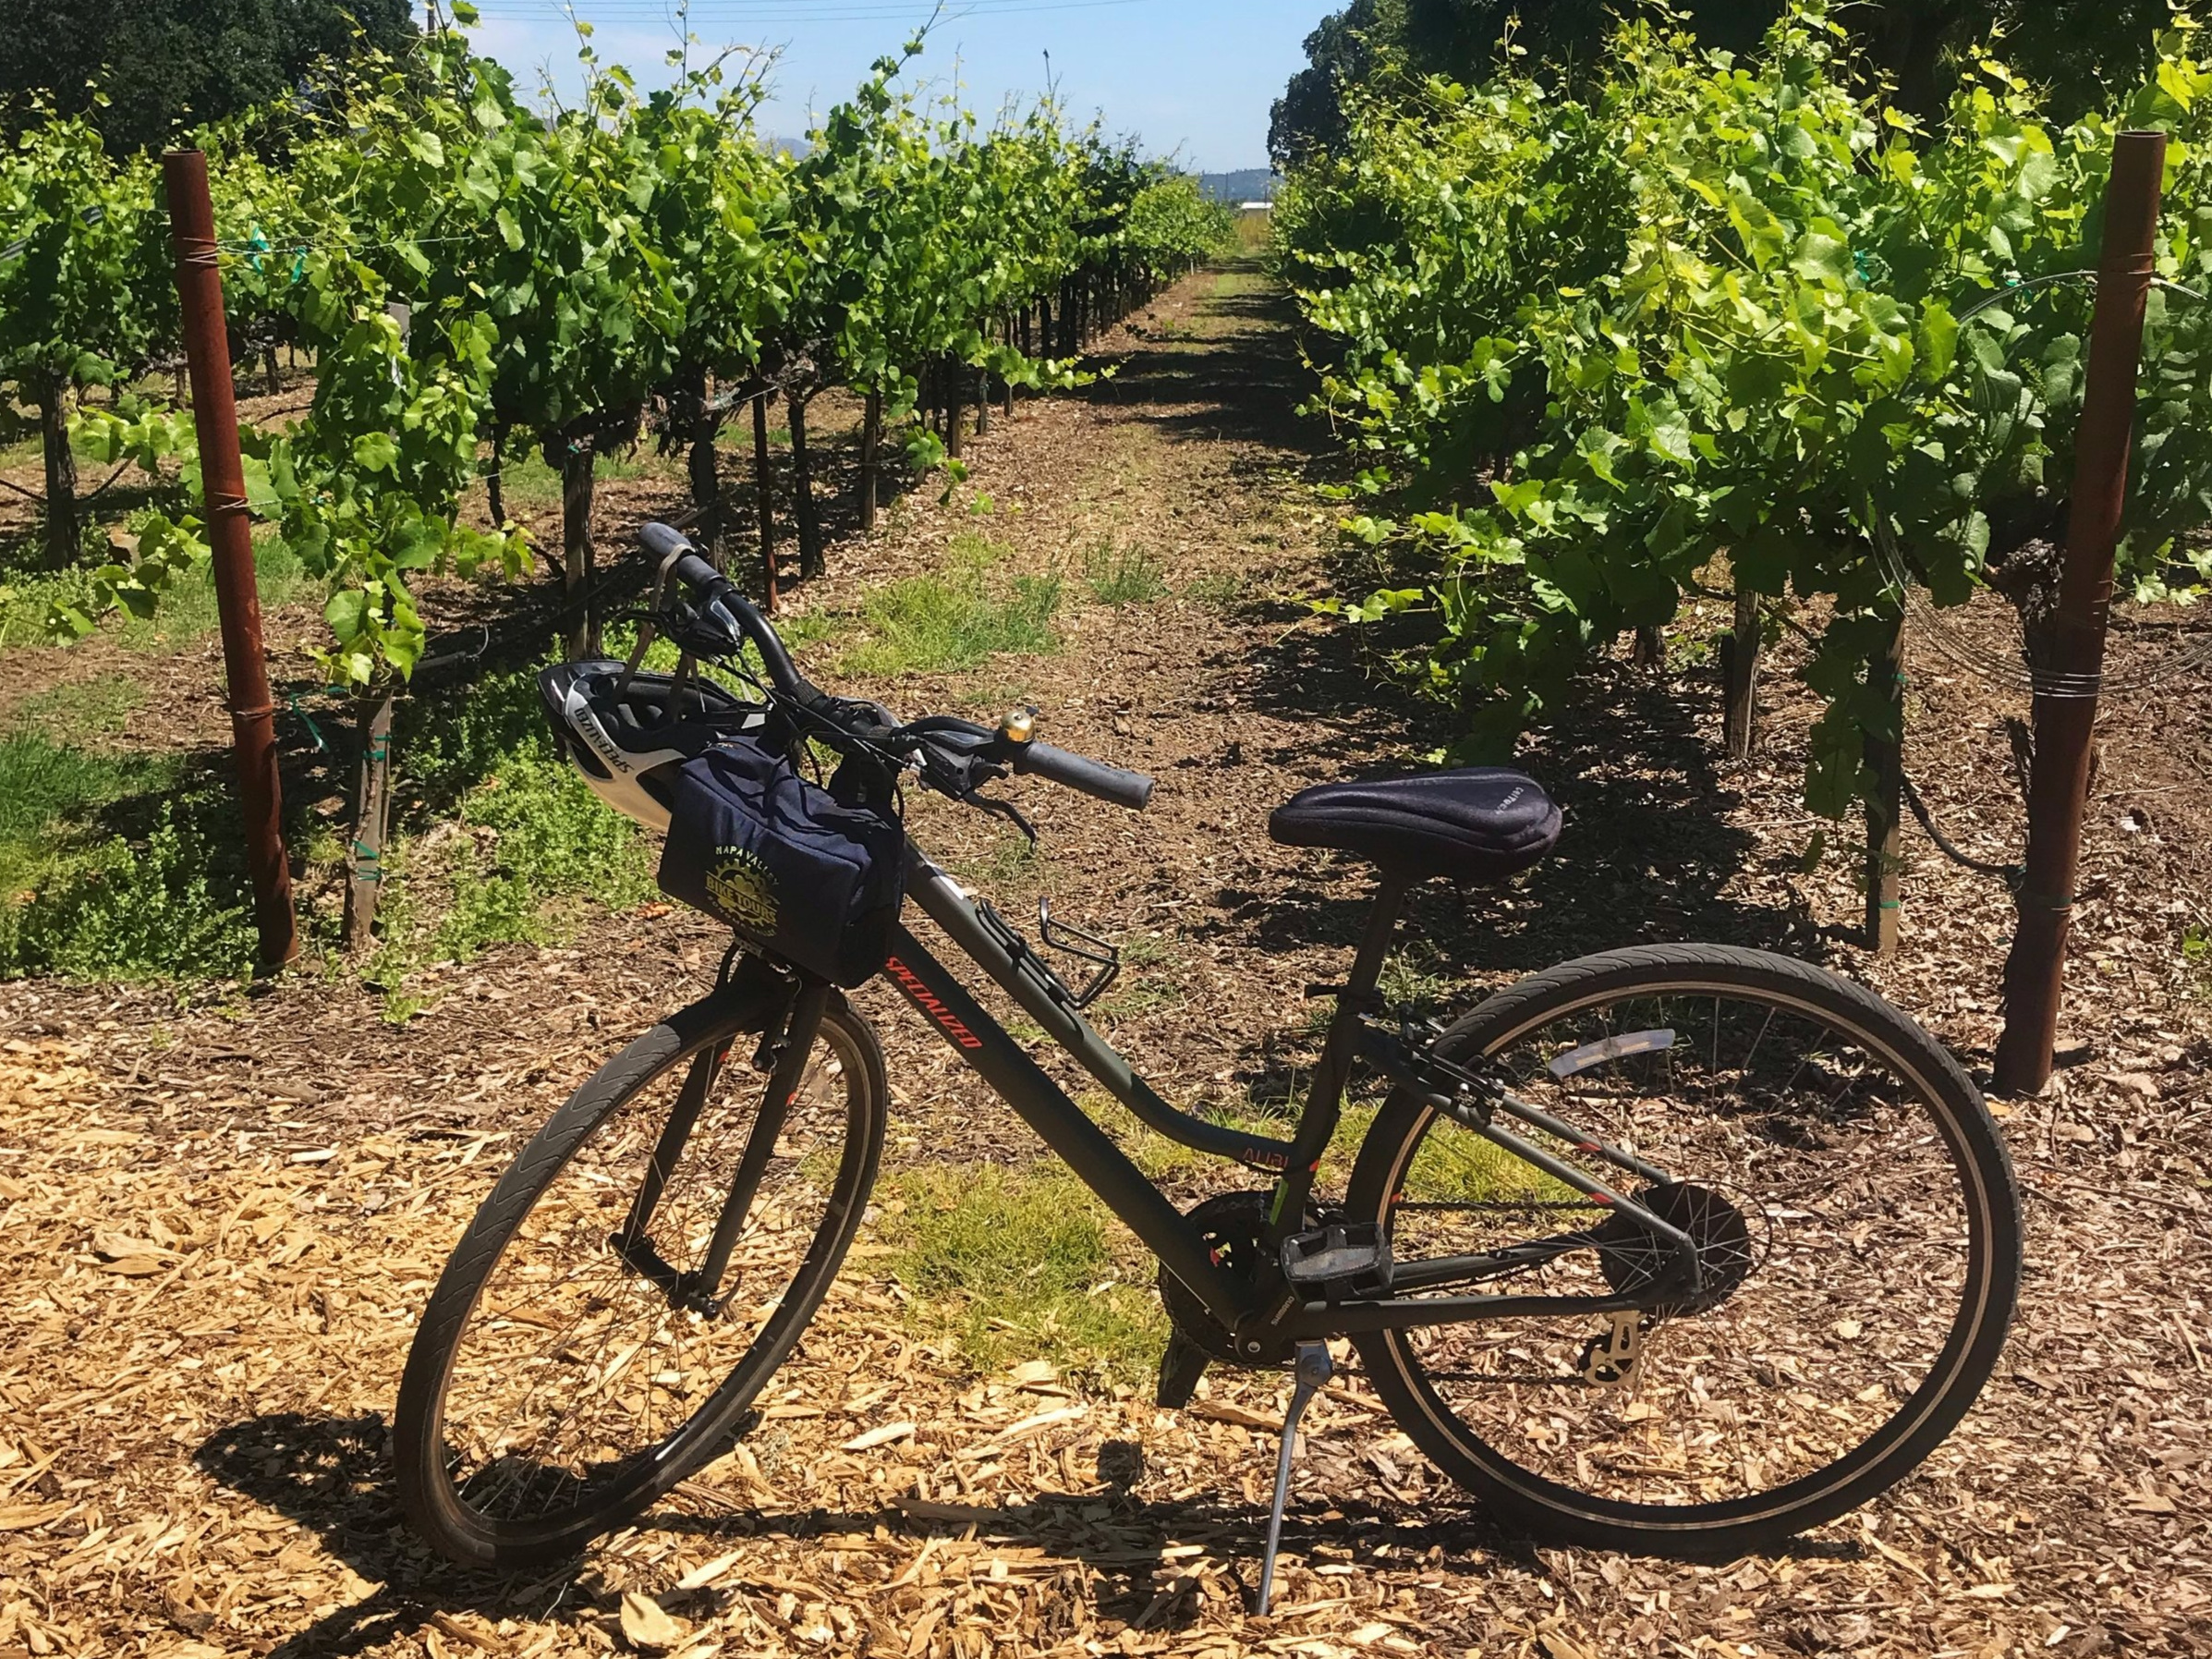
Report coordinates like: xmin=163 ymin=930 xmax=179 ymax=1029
xmin=1198 ymin=168 xmax=1278 ymax=205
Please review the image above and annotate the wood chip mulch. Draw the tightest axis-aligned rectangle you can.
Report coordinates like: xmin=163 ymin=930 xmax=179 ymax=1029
xmin=1 ymin=263 xmax=2208 ymax=1657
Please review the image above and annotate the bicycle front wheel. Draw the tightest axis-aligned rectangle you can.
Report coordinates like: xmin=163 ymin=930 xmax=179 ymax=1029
xmin=1344 ymin=944 xmax=2019 ymax=1557
xmin=395 ymin=975 xmax=886 ymax=1568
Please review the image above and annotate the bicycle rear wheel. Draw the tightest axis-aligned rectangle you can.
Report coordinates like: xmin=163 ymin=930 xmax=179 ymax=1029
xmin=1344 ymin=944 xmax=2019 ymax=1557
xmin=395 ymin=972 xmax=885 ymax=1568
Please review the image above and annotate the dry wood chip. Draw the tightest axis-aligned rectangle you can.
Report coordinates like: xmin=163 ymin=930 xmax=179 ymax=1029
xmin=988 ymin=1404 xmax=1085 ymax=1445
xmin=618 ymin=1591 xmax=687 ymax=1652
xmin=675 ymin=1551 xmax=744 ymax=1591
xmin=841 ymin=1421 xmax=918 ymax=1452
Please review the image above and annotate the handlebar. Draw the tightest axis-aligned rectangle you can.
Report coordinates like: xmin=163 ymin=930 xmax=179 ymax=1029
xmin=638 ymin=520 xmax=1155 ymax=813
xmin=643 ymin=522 xmax=817 ymax=702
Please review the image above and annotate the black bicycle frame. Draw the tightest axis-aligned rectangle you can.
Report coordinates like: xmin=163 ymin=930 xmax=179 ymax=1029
xmin=875 ymin=847 xmax=1701 ymax=1352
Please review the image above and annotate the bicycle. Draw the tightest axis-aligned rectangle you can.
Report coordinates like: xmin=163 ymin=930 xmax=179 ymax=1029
xmin=395 ymin=523 xmax=2022 ymax=1607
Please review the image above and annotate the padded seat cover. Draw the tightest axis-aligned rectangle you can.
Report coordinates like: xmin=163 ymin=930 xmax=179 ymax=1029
xmin=1269 ymin=767 xmax=1561 ymax=883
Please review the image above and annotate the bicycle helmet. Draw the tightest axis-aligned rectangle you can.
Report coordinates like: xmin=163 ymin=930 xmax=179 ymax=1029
xmin=537 ymin=660 xmax=768 ymax=832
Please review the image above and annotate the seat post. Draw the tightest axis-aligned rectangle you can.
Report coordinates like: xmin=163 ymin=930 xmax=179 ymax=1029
xmin=1275 ymin=873 xmax=1414 ymax=1224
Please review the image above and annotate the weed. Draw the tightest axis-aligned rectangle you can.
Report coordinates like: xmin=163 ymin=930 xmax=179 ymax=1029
xmin=875 ymin=1161 xmax=1166 ymax=1382
xmin=1379 ymin=945 xmax=1456 ymax=1019
xmin=1093 ymin=973 xmax=1180 ymax=1024
xmin=1667 ymin=630 xmax=1716 ymax=672
xmin=1083 ymin=540 xmax=1166 ymax=606
xmin=1120 ymin=931 xmax=1173 ymax=969
xmin=1183 ymin=569 xmax=1246 ymax=610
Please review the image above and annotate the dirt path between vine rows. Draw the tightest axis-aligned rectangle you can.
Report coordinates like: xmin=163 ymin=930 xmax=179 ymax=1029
xmin=1 ymin=260 xmax=2208 ymax=1659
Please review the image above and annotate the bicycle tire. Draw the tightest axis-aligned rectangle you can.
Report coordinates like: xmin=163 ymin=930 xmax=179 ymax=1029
xmin=395 ymin=978 xmax=886 ymax=1568
xmin=1343 ymin=943 xmax=2021 ymax=1557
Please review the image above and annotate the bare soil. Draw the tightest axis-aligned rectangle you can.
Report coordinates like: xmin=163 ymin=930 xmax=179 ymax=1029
xmin=0 ymin=262 xmax=2208 ymax=1658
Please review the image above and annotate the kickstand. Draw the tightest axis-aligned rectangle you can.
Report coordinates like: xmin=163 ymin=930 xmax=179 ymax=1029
xmin=1257 ymin=1340 xmax=1332 ymax=1616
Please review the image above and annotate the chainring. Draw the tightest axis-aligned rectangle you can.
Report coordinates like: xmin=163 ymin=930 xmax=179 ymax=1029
xmin=1594 ymin=1180 xmax=1759 ymax=1316
xmin=1158 ymin=1190 xmax=1287 ymax=1365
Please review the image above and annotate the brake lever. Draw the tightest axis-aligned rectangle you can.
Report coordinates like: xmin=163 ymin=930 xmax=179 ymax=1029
xmin=965 ymin=789 xmax=1037 ymax=846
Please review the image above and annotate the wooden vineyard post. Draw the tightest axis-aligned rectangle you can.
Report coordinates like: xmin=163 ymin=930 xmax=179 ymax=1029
xmin=787 ymin=389 xmax=824 ymax=580
xmin=343 ymin=690 xmax=394 ymax=951
xmin=684 ymin=365 xmax=720 ymax=554
xmin=945 ymin=358 xmax=965 ymax=461
xmin=33 ymin=371 xmax=78 ymax=565
xmin=1995 ymin=130 xmax=2166 ymax=1093
xmin=1723 ymin=582 xmax=1760 ymax=760
xmin=858 ymin=389 xmax=881 ymax=532
xmin=753 ymin=390 xmax=779 ymax=613
xmin=974 ymin=362 xmax=991 ymax=437
xmin=163 ymin=149 xmax=298 ymax=971
xmin=485 ymin=421 xmax=507 ymax=530
xmin=1864 ymin=617 xmax=1905 ymax=955
xmin=559 ymin=435 xmax=596 ymax=660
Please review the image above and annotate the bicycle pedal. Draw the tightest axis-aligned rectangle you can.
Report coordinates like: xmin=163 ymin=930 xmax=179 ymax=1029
xmin=1257 ymin=1339 xmax=1332 ymax=1616
xmin=1280 ymin=1224 xmax=1391 ymax=1293
xmin=1156 ymin=1331 xmax=1211 ymax=1409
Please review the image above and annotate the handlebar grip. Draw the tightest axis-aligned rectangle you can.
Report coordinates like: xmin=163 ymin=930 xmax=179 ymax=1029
xmin=1012 ymin=741 xmax=1154 ymax=811
xmin=642 ymin=521 xmax=694 ymax=565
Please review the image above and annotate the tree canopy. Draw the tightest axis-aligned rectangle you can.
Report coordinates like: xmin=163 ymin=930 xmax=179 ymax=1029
xmin=0 ymin=0 xmax=417 ymax=155
xmin=1268 ymin=0 xmax=2176 ymax=166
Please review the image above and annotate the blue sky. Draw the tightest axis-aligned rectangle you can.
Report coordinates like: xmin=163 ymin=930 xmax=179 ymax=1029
xmin=445 ymin=0 xmax=1334 ymax=173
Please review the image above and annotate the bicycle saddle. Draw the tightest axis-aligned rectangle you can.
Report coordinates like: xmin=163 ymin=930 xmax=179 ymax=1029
xmin=1268 ymin=767 xmax=1561 ymax=884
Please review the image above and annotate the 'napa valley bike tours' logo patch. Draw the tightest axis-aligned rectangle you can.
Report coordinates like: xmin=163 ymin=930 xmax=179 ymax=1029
xmin=703 ymin=846 xmax=779 ymax=933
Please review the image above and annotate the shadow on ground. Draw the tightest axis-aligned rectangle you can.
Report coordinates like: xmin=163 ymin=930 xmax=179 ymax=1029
xmin=193 ymin=1409 xmax=1546 ymax=1650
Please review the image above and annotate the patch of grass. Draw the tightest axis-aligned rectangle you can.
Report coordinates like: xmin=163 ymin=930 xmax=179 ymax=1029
xmin=130 ymin=536 xmax=305 ymax=652
xmin=0 ymin=734 xmax=259 ymax=981
xmin=876 ymin=1161 xmax=1167 ymax=1383
xmin=0 ymin=653 xmax=675 ymax=986
xmin=950 ymin=829 xmax=1052 ymax=900
xmin=0 ymin=676 xmax=143 ymax=741
xmin=839 ymin=532 xmax=1060 ymax=677
xmin=494 ymin=445 xmax=676 ymax=520
xmin=367 ymin=667 xmax=660 ymax=980
xmin=1403 ymin=1117 xmax=1574 ymax=1204
xmin=1083 ymin=540 xmax=1166 ymax=606
xmin=0 ymin=535 xmax=304 ymax=654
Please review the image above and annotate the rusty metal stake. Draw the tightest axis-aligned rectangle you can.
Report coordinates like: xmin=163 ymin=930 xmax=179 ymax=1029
xmin=1993 ymin=129 xmax=2166 ymax=1094
xmin=164 ymin=150 xmax=298 ymax=972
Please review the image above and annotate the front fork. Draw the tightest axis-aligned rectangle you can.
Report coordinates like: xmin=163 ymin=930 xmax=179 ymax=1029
xmin=612 ymin=975 xmax=833 ymax=1316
